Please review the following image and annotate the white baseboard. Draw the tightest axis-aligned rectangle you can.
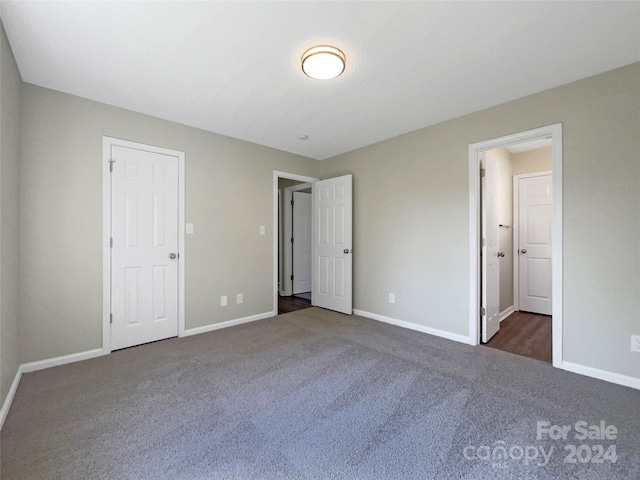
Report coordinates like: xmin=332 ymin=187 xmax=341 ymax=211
xmin=353 ymin=309 xmax=472 ymax=345
xmin=499 ymin=306 xmax=515 ymax=323
xmin=183 ymin=311 xmax=275 ymax=337
xmin=562 ymin=361 xmax=640 ymax=390
xmin=21 ymin=348 xmax=106 ymax=373
xmin=0 ymin=366 xmax=23 ymax=430
xmin=1 ymin=347 xmax=105 ymax=430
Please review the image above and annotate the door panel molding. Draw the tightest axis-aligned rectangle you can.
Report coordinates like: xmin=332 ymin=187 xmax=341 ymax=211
xmin=103 ymin=137 xmax=185 ymax=353
xmin=468 ymin=124 xmax=563 ymax=368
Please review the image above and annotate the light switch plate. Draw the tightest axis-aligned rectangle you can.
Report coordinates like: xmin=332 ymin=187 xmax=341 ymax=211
xmin=220 ymin=295 xmax=227 ymax=307
xmin=259 ymin=225 xmax=266 ymax=235
xmin=186 ymin=223 xmax=194 ymax=234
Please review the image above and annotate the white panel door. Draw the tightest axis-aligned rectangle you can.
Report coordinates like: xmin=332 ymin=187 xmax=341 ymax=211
xmin=293 ymin=191 xmax=312 ymax=294
xmin=482 ymin=153 xmax=500 ymax=342
xmin=111 ymin=145 xmax=179 ymax=350
xmin=312 ymin=175 xmax=352 ymax=314
xmin=518 ymin=174 xmax=552 ymax=315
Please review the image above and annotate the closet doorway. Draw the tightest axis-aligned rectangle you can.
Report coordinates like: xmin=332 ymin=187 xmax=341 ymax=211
xmin=469 ymin=124 xmax=563 ymax=367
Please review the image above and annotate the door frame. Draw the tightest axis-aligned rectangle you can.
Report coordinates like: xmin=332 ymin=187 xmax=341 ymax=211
xmin=468 ymin=124 xmax=563 ymax=368
xmin=282 ymin=183 xmax=313 ymax=296
xmin=273 ymin=171 xmax=319 ymax=314
xmin=102 ymin=137 xmax=186 ymax=354
xmin=513 ymin=170 xmax=552 ymax=312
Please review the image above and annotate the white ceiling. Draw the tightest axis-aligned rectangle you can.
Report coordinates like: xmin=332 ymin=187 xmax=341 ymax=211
xmin=2 ymin=1 xmax=639 ymax=160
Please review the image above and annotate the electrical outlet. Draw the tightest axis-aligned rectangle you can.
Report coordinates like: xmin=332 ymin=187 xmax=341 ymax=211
xmin=220 ymin=295 xmax=227 ymax=307
xmin=236 ymin=293 xmax=243 ymax=304
xmin=389 ymin=293 xmax=395 ymax=304
xmin=631 ymin=335 xmax=640 ymax=353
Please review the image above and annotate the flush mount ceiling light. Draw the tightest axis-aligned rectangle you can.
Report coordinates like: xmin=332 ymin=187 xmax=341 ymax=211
xmin=301 ymin=45 xmax=346 ymax=80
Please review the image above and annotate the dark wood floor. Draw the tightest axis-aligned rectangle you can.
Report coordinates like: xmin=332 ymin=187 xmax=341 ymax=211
xmin=278 ymin=294 xmax=312 ymax=314
xmin=485 ymin=311 xmax=552 ymax=363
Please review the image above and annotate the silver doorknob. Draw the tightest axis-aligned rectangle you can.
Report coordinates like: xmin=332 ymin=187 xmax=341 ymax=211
xmin=343 ymin=249 xmax=350 ymax=254
xmin=169 ymin=253 xmax=177 ymax=259
xmin=498 ymin=252 xmax=505 ymax=257
xmin=520 ymin=249 xmax=527 ymax=254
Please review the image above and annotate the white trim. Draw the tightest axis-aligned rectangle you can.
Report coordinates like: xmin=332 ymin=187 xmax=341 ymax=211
xmin=512 ymin=170 xmax=552 ymax=312
xmin=102 ymin=139 xmax=112 ymax=354
xmin=178 ymin=148 xmax=186 ymax=337
xmin=102 ymin=137 xmax=186 ymax=353
xmin=273 ymin=171 xmax=319 ymax=314
xmin=468 ymin=124 xmax=563 ymax=368
xmin=499 ymin=306 xmax=515 ymax=323
xmin=562 ymin=361 xmax=640 ymax=390
xmin=0 ymin=367 xmax=22 ymax=429
xmin=183 ymin=311 xmax=274 ymax=337
xmin=354 ymin=309 xmax=472 ymax=345
xmin=550 ymin=132 xmax=563 ymax=369
xmin=21 ymin=348 xmax=105 ymax=373
xmin=1 ymin=347 xmax=107 ymax=430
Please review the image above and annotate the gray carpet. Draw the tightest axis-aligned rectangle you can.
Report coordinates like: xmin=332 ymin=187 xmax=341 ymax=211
xmin=2 ymin=307 xmax=639 ymax=479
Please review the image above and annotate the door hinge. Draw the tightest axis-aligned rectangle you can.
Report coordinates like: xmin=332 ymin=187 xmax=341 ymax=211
xmin=108 ymin=159 xmax=116 ymax=172
xmin=110 ymin=237 xmax=113 ymax=248
xmin=480 ymin=307 xmax=486 ymax=316
xmin=482 ymin=238 xmax=486 ymax=247
xmin=290 ymin=237 xmax=294 ymax=243
xmin=291 ymin=199 xmax=294 ymax=206
xmin=110 ymin=313 xmax=113 ymax=324
xmin=290 ymin=275 xmax=294 ymax=280
xmin=480 ymin=168 xmax=486 ymax=178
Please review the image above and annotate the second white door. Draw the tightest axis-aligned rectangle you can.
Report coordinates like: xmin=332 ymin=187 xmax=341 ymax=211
xmin=517 ymin=173 xmax=552 ymax=315
xmin=292 ymin=191 xmax=312 ymax=294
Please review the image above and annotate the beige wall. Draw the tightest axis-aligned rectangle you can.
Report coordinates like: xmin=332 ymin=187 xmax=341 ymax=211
xmin=486 ymin=148 xmax=514 ymax=314
xmin=512 ymin=146 xmax=552 ymax=175
xmin=19 ymin=85 xmax=319 ymax=363
xmin=0 ymin=23 xmax=22 ymax=404
xmin=319 ymin=63 xmax=640 ymax=379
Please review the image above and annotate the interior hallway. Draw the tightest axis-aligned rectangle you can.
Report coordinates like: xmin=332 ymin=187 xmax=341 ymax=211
xmin=485 ymin=311 xmax=552 ymax=363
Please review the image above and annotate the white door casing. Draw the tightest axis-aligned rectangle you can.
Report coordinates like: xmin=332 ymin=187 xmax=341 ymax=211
xmin=481 ymin=153 xmax=500 ymax=342
xmin=516 ymin=173 xmax=552 ymax=315
xmin=312 ymin=174 xmax=353 ymax=315
xmin=468 ymin=123 xmax=562 ymax=369
xmin=103 ymin=138 xmax=185 ymax=352
xmin=273 ymin=172 xmax=319 ymax=313
xmin=293 ymin=191 xmax=312 ymax=294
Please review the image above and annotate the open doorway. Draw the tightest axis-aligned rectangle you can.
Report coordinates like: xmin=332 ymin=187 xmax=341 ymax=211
xmin=481 ymin=142 xmax=553 ymax=362
xmin=468 ymin=124 xmax=563 ymax=368
xmin=272 ymin=171 xmax=354 ymax=316
xmin=278 ymin=177 xmax=314 ymax=314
